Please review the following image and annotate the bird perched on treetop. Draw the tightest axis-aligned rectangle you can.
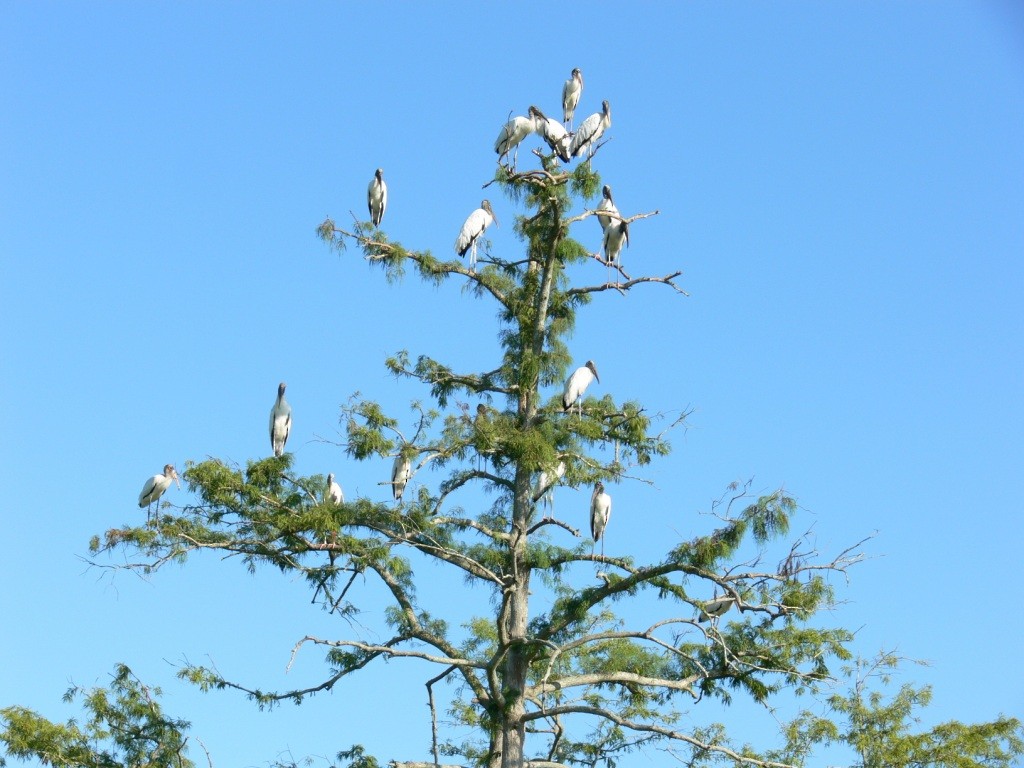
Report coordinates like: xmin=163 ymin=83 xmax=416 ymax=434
xmin=269 ymin=382 xmax=292 ymax=457
xmin=138 ymin=464 xmax=181 ymax=520
xmin=562 ymin=68 xmax=583 ymax=127
xmin=569 ymin=100 xmax=612 ymax=159
xmin=367 ymin=168 xmax=387 ymax=227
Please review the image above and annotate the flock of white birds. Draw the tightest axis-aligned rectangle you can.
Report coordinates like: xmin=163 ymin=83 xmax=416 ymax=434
xmin=131 ymin=69 xmax=693 ymax=597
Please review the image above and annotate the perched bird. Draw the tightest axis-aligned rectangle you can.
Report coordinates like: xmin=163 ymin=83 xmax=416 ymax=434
xmin=562 ymin=68 xmax=584 ymax=127
xmin=392 ymin=452 xmax=412 ymax=502
xmin=326 ymin=473 xmax=344 ymax=505
xmin=562 ymin=360 xmax=600 ymax=415
xmin=603 ymin=219 xmax=629 ymax=269
xmin=590 ymin=481 xmax=612 ymax=542
xmin=269 ymin=382 xmax=292 ymax=457
xmin=533 ymin=460 xmax=566 ymax=515
xmin=698 ymin=595 xmax=736 ymax=623
xmin=455 ymin=200 xmax=498 ymax=272
xmin=367 ymin=168 xmax=387 ymax=227
xmin=138 ymin=464 xmax=181 ymax=520
xmin=569 ymin=100 xmax=612 ymax=159
xmin=530 ymin=105 xmax=571 ymax=163
xmin=595 ymin=185 xmax=619 ymax=233
xmin=494 ymin=110 xmax=538 ymax=167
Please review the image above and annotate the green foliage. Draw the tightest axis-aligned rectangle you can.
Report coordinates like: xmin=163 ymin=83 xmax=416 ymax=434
xmin=769 ymin=653 xmax=1024 ymax=768
xmin=78 ymin=109 xmax=885 ymax=768
xmin=0 ymin=664 xmax=193 ymax=768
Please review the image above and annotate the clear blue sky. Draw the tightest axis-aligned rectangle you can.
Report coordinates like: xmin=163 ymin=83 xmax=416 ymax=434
xmin=2 ymin=3 xmax=1022 ymax=766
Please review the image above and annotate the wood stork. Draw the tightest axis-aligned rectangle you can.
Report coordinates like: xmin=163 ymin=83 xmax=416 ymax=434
xmin=367 ymin=168 xmax=387 ymax=227
xmin=391 ymin=452 xmax=412 ymax=502
xmin=138 ymin=464 xmax=180 ymax=521
xmin=590 ymin=481 xmax=612 ymax=543
xmin=494 ymin=110 xmax=538 ymax=168
xmin=698 ymin=595 xmax=736 ymax=623
xmin=569 ymin=100 xmax=612 ymax=159
xmin=562 ymin=68 xmax=583 ymax=127
xmin=595 ymin=185 xmax=619 ymax=233
xmin=603 ymin=218 xmax=629 ymax=274
xmin=530 ymin=105 xmax=571 ymax=163
xmin=455 ymin=200 xmax=497 ymax=273
xmin=326 ymin=473 xmax=344 ymax=505
xmin=562 ymin=360 xmax=600 ymax=415
xmin=533 ymin=460 xmax=566 ymax=516
xmin=269 ymin=382 xmax=292 ymax=457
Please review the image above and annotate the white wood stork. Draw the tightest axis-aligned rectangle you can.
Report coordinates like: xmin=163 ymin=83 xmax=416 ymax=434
xmin=533 ymin=459 xmax=566 ymax=516
xmin=326 ymin=473 xmax=344 ymax=504
xmin=569 ymin=100 xmax=612 ymax=159
xmin=530 ymin=105 xmax=571 ymax=163
xmin=595 ymin=185 xmax=619 ymax=232
xmin=138 ymin=463 xmax=180 ymax=520
xmin=391 ymin=452 xmax=412 ymax=502
xmin=562 ymin=68 xmax=583 ymax=127
xmin=562 ymin=360 xmax=600 ymax=415
xmin=367 ymin=168 xmax=387 ymax=227
xmin=455 ymin=200 xmax=497 ymax=273
xmin=269 ymin=382 xmax=292 ymax=457
xmin=590 ymin=481 xmax=612 ymax=543
xmin=494 ymin=110 xmax=538 ymax=168
xmin=603 ymin=218 xmax=629 ymax=274
xmin=698 ymin=595 xmax=736 ymax=623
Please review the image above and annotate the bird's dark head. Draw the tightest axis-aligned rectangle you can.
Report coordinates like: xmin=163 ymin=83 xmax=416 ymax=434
xmin=165 ymin=464 xmax=181 ymax=489
xmin=481 ymin=199 xmax=498 ymax=226
xmin=375 ymin=168 xmax=384 ymax=180
xmin=278 ymin=382 xmax=287 ymax=396
xmin=327 ymin=473 xmax=335 ymax=484
xmin=594 ymin=481 xmax=604 ymax=494
xmin=573 ymin=68 xmax=582 ymax=82
xmin=602 ymin=100 xmax=611 ymax=115
xmin=603 ymin=185 xmax=613 ymax=201
xmin=586 ymin=360 xmax=600 ymax=382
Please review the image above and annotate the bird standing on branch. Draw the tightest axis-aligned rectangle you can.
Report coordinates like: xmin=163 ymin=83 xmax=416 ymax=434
xmin=562 ymin=68 xmax=583 ymax=127
xmin=367 ymin=168 xmax=387 ymax=227
xmin=270 ymin=382 xmax=292 ymax=457
xmin=563 ymin=360 xmax=600 ymax=416
xmin=138 ymin=464 xmax=181 ymax=521
xmin=455 ymin=200 xmax=497 ymax=273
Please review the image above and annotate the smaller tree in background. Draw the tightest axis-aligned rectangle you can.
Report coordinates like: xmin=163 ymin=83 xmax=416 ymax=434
xmin=768 ymin=652 xmax=1023 ymax=768
xmin=0 ymin=664 xmax=196 ymax=768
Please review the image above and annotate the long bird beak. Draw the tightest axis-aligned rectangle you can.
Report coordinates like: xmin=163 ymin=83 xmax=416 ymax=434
xmin=173 ymin=470 xmax=182 ymax=490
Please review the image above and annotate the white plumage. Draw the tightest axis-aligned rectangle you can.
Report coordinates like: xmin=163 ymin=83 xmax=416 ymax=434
xmin=138 ymin=463 xmax=180 ymax=519
xmin=392 ymin=453 xmax=412 ymax=502
xmin=562 ymin=360 xmax=600 ymax=414
xmin=533 ymin=459 xmax=566 ymax=514
xmin=698 ymin=595 xmax=735 ymax=623
xmin=569 ymin=100 xmax=612 ymax=159
xmin=590 ymin=481 xmax=612 ymax=542
xmin=494 ymin=111 xmax=538 ymax=167
xmin=326 ymin=473 xmax=344 ymax=504
xmin=531 ymin=105 xmax=571 ymax=163
xmin=595 ymin=185 xmax=619 ymax=232
xmin=603 ymin=219 xmax=629 ymax=266
xmin=367 ymin=168 xmax=387 ymax=227
xmin=269 ymin=382 xmax=292 ymax=457
xmin=562 ymin=68 xmax=583 ymax=126
xmin=455 ymin=200 xmax=497 ymax=272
